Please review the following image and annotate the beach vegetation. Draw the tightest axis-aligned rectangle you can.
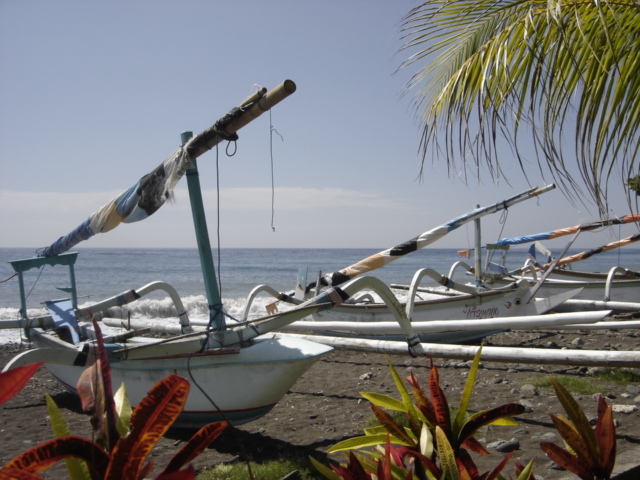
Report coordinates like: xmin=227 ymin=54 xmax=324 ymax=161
xmin=197 ymin=458 xmax=319 ymax=480
xmin=593 ymin=368 xmax=640 ymax=385
xmin=524 ymin=376 xmax=603 ymax=396
xmin=540 ymin=377 xmax=617 ymax=480
xmin=315 ymin=347 xmax=534 ymax=479
xmin=398 ymin=1 xmax=640 ymax=214
xmin=0 ymin=316 xmax=228 ymax=479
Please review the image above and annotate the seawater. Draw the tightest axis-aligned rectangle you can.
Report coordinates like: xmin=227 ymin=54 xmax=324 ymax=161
xmin=1 ymin=247 xmax=639 ymax=344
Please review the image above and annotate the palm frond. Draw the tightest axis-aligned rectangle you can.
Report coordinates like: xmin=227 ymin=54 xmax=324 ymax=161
xmin=399 ymin=0 xmax=640 ymax=213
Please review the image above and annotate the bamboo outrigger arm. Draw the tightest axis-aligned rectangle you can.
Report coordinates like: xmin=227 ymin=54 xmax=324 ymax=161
xmin=186 ymin=80 xmax=297 ymax=159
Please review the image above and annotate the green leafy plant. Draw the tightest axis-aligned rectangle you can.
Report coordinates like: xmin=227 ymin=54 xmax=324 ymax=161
xmin=314 ymin=347 xmax=533 ymax=479
xmin=0 ymin=316 xmax=228 ymax=479
xmin=540 ymin=377 xmax=616 ymax=480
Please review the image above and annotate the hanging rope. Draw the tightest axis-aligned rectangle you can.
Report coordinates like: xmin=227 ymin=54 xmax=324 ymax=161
xmin=0 ymin=272 xmax=17 ymax=283
xmin=269 ymin=109 xmax=283 ymax=232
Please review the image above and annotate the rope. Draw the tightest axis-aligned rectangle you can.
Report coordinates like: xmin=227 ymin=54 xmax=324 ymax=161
xmin=269 ymin=109 xmax=283 ymax=232
xmin=0 ymin=272 xmax=17 ymax=283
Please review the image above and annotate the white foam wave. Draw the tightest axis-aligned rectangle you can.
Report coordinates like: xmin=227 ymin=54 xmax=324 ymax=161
xmin=0 ymin=293 xmax=288 ymax=345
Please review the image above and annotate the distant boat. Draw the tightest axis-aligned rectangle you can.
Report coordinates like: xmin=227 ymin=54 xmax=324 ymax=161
xmin=239 ymin=187 xmax=605 ymax=342
xmin=474 ymin=217 xmax=640 ymax=308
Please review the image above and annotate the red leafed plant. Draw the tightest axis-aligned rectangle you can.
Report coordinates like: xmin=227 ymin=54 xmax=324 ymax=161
xmin=0 ymin=361 xmax=44 ymax=406
xmin=312 ymin=346 xmax=534 ymax=480
xmin=540 ymin=377 xmax=617 ymax=480
xmin=0 ymin=315 xmax=228 ymax=479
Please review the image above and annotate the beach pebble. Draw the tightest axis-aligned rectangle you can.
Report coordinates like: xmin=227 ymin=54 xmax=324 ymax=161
xmin=486 ymin=439 xmax=520 ymax=452
xmin=496 ymin=438 xmax=520 ymax=453
xmin=540 ymin=432 xmax=558 ymax=441
xmin=626 ymin=385 xmax=640 ymax=395
xmin=571 ymin=337 xmax=584 ymax=346
xmin=486 ymin=440 xmax=508 ymax=450
xmin=520 ymin=384 xmax=538 ymax=398
xmin=612 ymin=404 xmax=638 ymax=414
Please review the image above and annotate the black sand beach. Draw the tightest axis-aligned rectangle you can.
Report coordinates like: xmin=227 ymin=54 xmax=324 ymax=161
xmin=2 ymin=326 xmax=640 ymax=479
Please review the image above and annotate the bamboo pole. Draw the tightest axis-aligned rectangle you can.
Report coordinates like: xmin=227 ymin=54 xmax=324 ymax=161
xmin=186 ymin=80 xmax=297 ymax=159
xmin=278 ymin=333 xmax=640 ymax=367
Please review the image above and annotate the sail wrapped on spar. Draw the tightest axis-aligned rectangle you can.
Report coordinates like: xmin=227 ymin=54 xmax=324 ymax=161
xmin=41 ymin=146 xmax=191 ymax=257
xmin=494 ymin=214 xmax=640 ymax=246
xmin=318 ymin=185 xmax=556 ymax=288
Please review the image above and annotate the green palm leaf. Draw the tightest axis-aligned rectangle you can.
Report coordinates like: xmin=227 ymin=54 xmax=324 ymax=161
xmin=400 ymin=0 xmax=640 ymax=212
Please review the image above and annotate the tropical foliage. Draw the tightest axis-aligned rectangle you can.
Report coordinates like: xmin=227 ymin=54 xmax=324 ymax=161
xmin=0 ymin=317 xmax=228 ymax=479
xmin=540 ymin=377 xmax=617 ymax=480
xmin=313 ymin=348 xmax=534 ymax=479
xmin=399 ymin=1 xmax=640 ymax=212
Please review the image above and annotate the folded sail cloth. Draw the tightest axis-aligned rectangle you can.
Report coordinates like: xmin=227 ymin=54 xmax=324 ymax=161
xmin=41 ymin=147 xmax=191 ymax=257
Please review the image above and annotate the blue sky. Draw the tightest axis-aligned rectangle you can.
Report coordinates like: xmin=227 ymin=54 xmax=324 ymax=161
xmin=1 ymin=0 xmax=637 ymax=254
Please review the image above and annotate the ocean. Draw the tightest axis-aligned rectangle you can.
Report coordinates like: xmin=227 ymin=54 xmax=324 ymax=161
xmin=2 ymin=246 xmax=639 ymax=344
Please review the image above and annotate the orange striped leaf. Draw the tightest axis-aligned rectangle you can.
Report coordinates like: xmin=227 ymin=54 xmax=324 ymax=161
xmin=160 ymin=422 xmax=228 ymax=475
xmin=540 ymin=441 xmax=592 ymax=480
xmin=370 ymin=403 xmax=415 ymax=446
xmin=0 ymin=362 xmax=44 ymax=406
xmin=0 ymin=467 xmax=48 ymax=479
xmin=2 ymin=436 xmax=109 ymax=477
xmin=429 ymin=367 xmax=451 ymax=438
xmin=105 ymin=374 xmax=190 ymax=479
xmin=550 ymin=378 xmax=598 ymax=462
xmin=595 ymin=396 xmax=616 ymax=478
xmin=548 ymin=414 xmax=594 ymax=469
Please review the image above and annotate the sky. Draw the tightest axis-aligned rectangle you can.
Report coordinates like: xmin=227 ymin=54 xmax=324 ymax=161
xmin=1 ymin=0 xmax=638 ymax=254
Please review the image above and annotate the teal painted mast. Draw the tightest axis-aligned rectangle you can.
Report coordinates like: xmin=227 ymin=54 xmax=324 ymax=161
xmin=179 ymin=80 xmax=297 ymax=331
xmin=181 ymin=131 xmax=224 ymax=330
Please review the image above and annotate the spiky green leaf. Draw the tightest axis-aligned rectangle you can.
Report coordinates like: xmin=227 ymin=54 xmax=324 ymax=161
xmin=310 ymin=456 xmax=343 ymax=480
xmin=114 ymin=383 xmax=132 ymax=438
xmin=361 ymin=392 xmax=408 ymax=412
xmin=436 ymin=426 xmax=460 ymax=480
xmin=386 ymin=357 xmax=420 ymax=421
xmin=514 ymin=459 xmax=535 ymax=480
xmin=454 ymin=345 xmax=483 ymax=436
xmin=328 ymin=433 xmax=412 ymax=453
xmin=45 ymin=395 xmax=91 ymax=480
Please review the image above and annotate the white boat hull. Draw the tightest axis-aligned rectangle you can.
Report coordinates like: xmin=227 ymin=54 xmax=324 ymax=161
xmin=487 ymin=272 xmax=640 ymax=304
xmin=308 ymin=286 xmax=569 ymax=342
xmin=25 ymin=331 xmax=332 ymax=428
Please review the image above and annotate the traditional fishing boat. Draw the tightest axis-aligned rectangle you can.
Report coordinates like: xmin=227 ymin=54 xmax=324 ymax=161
xmin=238 ymin=188 xmax=604 ymax=342
xmin=1 ymin=81 xmax=424 ymax=428
xmin=471 ymin=216 xmax=640 ymax=309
